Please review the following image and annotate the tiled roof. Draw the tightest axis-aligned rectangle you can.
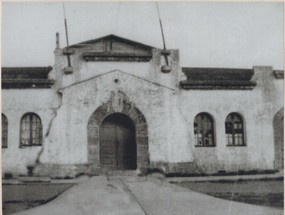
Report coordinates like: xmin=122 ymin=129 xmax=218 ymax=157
xmin=180 ymin=67 xmax=256 ymax=90
xmin=2 ymin=67 xmax=55 ymax=89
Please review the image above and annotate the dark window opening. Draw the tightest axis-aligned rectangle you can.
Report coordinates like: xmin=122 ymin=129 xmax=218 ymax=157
xmin=225 ymin=113 xmax=245 ymax=146
xmin=194 ymin=113 xmax=215 ymax=147
xmin=20 ymin=113 xmax=43 ymax=147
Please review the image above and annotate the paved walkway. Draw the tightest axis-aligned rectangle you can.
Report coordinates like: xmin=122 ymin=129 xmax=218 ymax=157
xmin=12 ymin=175 xmax=283 ymax=215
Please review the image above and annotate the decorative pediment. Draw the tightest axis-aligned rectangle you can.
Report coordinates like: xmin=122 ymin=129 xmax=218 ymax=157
xmin=67 ymin=34 xmax=154 ymax=62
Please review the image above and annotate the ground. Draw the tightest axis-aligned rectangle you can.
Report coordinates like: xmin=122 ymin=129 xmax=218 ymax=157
xmin=174 ymin=178 xmax=283 ymax=209
xmin=2 ymin=175 xmax=283 ymax=215
xmin=2 ymin=183 xmax=74 ymax=215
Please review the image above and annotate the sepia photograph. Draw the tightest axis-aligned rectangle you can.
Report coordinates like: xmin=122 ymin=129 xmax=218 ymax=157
xmin=1 ymin=1 xmax=284 ymax=215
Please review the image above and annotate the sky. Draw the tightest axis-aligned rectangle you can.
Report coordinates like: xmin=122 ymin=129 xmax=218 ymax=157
xmin=2 ymin=2 xmax=284 ymax=69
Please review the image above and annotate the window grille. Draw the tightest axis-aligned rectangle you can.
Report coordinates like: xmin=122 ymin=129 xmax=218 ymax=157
xmin=20 ymin=113 xmax=42 ymax=146
xmin=2 ymin=114 xmax=8 ymax=148
xmin=194 ymin=113 xmax=215 ymax=147
xmin=225 ymin=113 xmax=245 ymax=146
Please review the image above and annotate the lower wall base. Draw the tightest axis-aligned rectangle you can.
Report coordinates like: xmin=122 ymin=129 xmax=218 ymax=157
xmin=9 ymin=162 xmax=278 ymax=179
xmin=149 ymin=161 xmax=278 ymax=176
xmin=33 ymin=163 xmax=148 ymax=178
xmin=33 ymin=163 xmax=91 ymax=179
xmin=149 ymin=161 xmax=203 ymax=174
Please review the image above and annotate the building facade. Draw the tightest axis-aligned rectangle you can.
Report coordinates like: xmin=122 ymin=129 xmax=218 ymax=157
xmin=2 ymin=34 xmax=284 ymax=178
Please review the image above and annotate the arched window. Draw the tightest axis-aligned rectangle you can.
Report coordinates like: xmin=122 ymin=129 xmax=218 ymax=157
xmin=194 ymin=113 xmax=215 ymax=147
xmin=20 ymin=113 xmax=43 ymax=146
xmin=225 ymin=113 xmax=245 ymax=146
xmin=2 ymin=114 xmax=8 ymax=148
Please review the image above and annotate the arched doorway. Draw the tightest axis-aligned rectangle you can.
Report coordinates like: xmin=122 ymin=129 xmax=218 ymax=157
xmin=273 ymin=108 xmax=284 ymax=170
xmin=100 ymin=113 xmax=137 ymax=170
xmin=87 ymin=91 xmax=149 ymax=174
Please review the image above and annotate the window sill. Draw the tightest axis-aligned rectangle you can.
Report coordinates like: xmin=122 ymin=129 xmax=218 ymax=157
xmin=195 ymin=145 xmax=216 ymax=147
xmin=226 ymin=145 xmax=246 ymax=147
xmin=2 ymin=146 xmax=8 ymax=149
xmin=20 ymin=144 xmax=42 ymax=148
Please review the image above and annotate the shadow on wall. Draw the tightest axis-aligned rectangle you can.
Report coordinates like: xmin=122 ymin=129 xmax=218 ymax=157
xmin=273 ymin=108 xmax=284 ymax=170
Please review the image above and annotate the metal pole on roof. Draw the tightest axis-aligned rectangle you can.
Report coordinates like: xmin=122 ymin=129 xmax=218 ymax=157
xmin=63 ymin=2 xmax=70 ymax=49
xmin=63 ymin=2 xmax=71 ymax=67
xmin=155 ymin=2 xmax=169 ymax=66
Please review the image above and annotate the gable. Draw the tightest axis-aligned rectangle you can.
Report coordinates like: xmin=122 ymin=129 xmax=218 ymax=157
xmin=60 ymin=70 xmax=175 ymax=92
xmin=68 ymin=34 xmax=154 ymax=62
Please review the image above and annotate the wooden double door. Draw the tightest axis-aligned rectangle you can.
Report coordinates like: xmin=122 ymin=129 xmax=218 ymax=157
xmin=100 ymin=113 xmax=137 ymax=170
